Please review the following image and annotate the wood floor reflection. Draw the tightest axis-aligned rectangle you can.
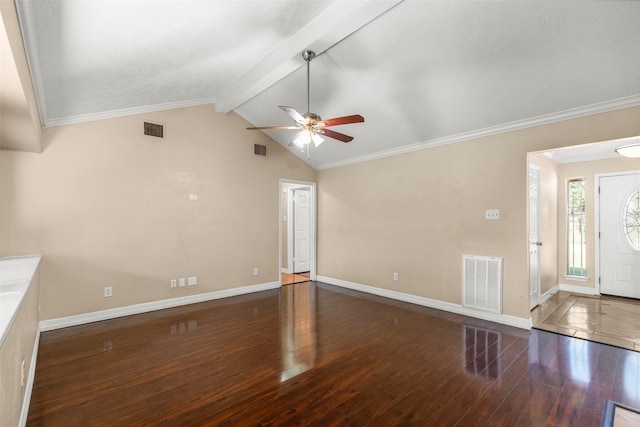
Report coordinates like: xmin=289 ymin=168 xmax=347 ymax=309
xmin=28 ymin=283 xmax=640 ymax=426
xmin=533 ymin=291 xmax=640 ymax=351
xmin=281 ymin=271 xmax=310 ymax=285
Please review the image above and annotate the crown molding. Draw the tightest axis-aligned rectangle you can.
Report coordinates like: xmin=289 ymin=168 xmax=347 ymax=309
xmin=316 ymin=94 xmax=640 ymax=170
xmin=45 ymin=97 xmax=216 ymax=127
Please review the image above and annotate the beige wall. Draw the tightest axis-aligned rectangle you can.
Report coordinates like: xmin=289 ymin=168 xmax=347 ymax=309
xmin=318 ymin=106 xmax=640 ymax=320
xmin=0 ymin=0 xmax=42 ymax=152
xmin=1 ymin=1 xmax=42 ymax=257
xmin=3 ymin=104 xmax=316 ymax=319
xmin=0 ymin=264 xmax=40 ymax=427
xmin=528 ymin=153 xmax=559 ymax=296
xmin=557 ymin=156 xmax=640 ymax=291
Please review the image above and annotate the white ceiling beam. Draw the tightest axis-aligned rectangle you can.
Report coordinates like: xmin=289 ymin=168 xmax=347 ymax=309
xmin=215 ymin=0 xmax=403 ymax=113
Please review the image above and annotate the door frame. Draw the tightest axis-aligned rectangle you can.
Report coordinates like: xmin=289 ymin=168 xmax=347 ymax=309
xmin=528 ymin=162 xmax=541 ymax=309
xmin=594 ymin=169 xmax=640 ymax=296
xmin=279 ymin=179 xmax=317 ymax=285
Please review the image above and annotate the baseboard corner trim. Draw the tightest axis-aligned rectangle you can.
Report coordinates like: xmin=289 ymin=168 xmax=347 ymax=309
xmin=40 ymin=281 xmax=281 ymax=332
xmin=558 ymin=283 xmax=597 ymax=296
xmin=317 ymin=276 xmax=532 ymax=330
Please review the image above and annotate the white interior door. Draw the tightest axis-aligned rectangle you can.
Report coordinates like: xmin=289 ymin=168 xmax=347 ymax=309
xmin=600 ymin=173 xmax=640 ymax=298
xmin=293 ymin=188 xmax=310 ymax=273
xmin=529 ymin=164 xmax=541 ymax=309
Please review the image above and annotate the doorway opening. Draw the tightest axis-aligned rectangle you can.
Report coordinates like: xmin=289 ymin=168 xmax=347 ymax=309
xmin=279 ymin=179 xmax=317 ymax=286
xmin=528 ymin=135 xmax=640 ymax=348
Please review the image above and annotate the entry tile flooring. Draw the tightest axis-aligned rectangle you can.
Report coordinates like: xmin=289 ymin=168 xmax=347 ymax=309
xmin=532 ymin=291 xmax=640 ymax=352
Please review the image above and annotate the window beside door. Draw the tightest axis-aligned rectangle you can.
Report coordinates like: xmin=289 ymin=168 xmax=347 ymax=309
xmin=567 ymin=178 xmax=586 ymax=277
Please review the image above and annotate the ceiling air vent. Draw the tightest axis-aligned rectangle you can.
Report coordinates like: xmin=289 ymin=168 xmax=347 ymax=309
xmin=144 ymin=122 xmax=164 ymax=138
xmin=254 ymin=144 xmax=267 ymax=156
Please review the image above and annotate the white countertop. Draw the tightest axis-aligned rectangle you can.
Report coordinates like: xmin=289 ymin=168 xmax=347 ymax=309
xmin=0 ymin=255 xmax=41 ymax=347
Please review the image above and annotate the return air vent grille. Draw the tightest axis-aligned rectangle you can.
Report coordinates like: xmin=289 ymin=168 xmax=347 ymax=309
xmin=463 ymin=255 xmax=502 ymax=314
xmin=144 ymin=122 xmax=164 ymax=138
xmin=254 ymin=144 xmax=267 ymax=156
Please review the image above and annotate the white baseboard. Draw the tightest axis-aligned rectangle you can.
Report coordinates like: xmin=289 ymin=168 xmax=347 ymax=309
xmin=536 ymin=283 xmax=597 ymax=306
xmin=281 ymin=267 xmax=292 ymax=274
xmin=20 ymin=323 xmax=40 ymax=427
xmin=558 ymin=283 xmax=597 ymax=296
xmin=40 ymin=281 xmax=281 ymax=332
xmin=540 ymin=285 xmax=559 ymax=304
xmin=317 ymin=276 xmax=532 ymax=330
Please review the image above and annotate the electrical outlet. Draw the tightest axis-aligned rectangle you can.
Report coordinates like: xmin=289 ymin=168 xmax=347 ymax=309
xmin=485 ymin=209 xmax=500 ymax=220
xmin=393 ymin=272 xmax=399 ymax=281
xmin=188 ymin=276 xmax=197 ymax=286
xmin=170 ymin=279 xmax=177 ymax=288
xmin=253 ymin=267 xmax=259 ymax=276
xmin=179 ymin=278 xmax=186 ymax=287
xmin=104 ymin=286 xmax=112 ymax=297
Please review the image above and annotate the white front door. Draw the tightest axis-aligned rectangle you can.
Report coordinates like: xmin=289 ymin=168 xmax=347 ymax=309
xmin=293 ymin=188 xmax=310 ymax=273
xmin=529 ymin=164 xmax=541 ymax=309
xmin=600 ymin=173 xmax=640 ymax=298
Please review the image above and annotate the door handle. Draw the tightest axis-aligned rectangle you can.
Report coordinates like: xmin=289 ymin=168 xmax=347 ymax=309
xmin=536 ymin=242 xmax=543 ymax=246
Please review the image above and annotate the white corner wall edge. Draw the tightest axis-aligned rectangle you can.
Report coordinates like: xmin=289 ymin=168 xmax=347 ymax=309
xmin=40 ymin=281 xmax=280 ymax=332
xmin=558 ymin=283 xmax=597 ymax=296
xmin=19 ymin=323 xmax=40 ymax=427
xmin=318 ymin=276 xmax=532 ymax=330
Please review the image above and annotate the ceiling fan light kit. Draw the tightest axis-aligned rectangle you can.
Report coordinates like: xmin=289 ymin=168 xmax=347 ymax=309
xmin=615 ymin=141 xmax=640 ymax=158
xmin=246 ymin=50 xmax=364 ymax=158
xmin=293 ymin=130 xmax=324 ymax=148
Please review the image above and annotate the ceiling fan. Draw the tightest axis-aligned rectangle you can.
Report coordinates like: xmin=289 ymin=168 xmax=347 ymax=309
xmin=247 ymin=50 xmax=364 ymax=153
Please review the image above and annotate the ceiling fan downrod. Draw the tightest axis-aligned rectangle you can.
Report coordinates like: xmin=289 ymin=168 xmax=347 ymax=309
xmin=302 ymin=50 xmax=315 ymax=115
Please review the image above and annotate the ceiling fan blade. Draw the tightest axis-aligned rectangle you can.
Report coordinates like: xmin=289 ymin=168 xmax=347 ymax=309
xmin=279 ymin=106 xmax=305 ymax=124
xmin=246 ymin=125 xmax=301 ymax=130
xmin=319 ymin=128 xmax=354 ymax=143
xmin=318 ymin=114 xmax=364 ymax=127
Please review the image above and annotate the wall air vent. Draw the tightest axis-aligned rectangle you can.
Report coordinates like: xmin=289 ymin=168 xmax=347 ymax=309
xmin=144 ymin=122 xmax=164 ymax=138
xmin=463 ymin=255 xmax=503 ymax=314
xmin=254 ymin=144 xmax=267 ymax=156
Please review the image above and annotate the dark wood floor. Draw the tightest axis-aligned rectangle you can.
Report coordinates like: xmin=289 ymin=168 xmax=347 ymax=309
xmin=28 ymin=282 xmax=640 ymax=426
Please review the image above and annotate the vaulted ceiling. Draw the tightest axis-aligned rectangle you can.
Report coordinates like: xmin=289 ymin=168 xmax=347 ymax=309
xmin=14 ymin=0 xmax=640 ymax=169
